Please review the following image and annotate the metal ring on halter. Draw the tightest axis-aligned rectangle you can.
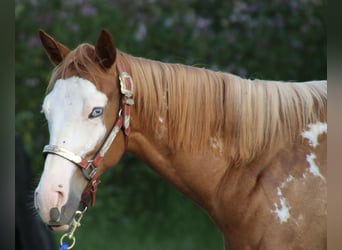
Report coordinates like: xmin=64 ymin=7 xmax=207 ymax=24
xmin=81 ymin=160 xmax=97 ymax=180
xmin=60 ymin=234 xmax=76 ymax=249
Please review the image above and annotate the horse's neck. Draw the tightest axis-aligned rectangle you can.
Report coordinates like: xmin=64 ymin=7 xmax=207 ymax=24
xmin=124 ymin=58 xmax=267 ymax=207
xmin=127 ymin=129 xmax=229 ymax=211
xmin=124 ymin=56 xmax=326 ymax=211
xmin=126 ymin=112 xmax=294 ymax=224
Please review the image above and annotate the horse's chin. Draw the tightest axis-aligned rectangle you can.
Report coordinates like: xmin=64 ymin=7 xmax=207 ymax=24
xmin=50 ymin=224 xmax=70 ymax=232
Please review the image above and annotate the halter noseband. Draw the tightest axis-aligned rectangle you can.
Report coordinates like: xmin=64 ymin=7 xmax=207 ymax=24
xmin=42 ymin=54 xmax=134 ymax=207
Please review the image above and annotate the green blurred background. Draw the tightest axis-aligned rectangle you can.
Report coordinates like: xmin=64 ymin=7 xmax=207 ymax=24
xmin=15 ymin=0 xmax=326 ymax=249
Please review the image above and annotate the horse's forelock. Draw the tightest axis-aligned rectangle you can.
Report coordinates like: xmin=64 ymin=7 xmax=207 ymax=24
xmin=46 ymin=44 xmax=107 ymax=94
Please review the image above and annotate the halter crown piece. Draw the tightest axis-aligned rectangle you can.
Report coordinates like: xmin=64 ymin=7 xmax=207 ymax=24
xmin=42 ymin=53 xmax=134 ymax=207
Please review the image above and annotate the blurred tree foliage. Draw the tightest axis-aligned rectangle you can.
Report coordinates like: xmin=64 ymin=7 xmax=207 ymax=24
xmin=15 ymin=0 xmax=326 ymax=249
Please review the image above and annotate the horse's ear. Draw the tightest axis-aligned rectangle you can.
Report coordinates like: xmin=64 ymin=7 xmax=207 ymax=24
xmin=39 ymin=29 xmax=70 ymax=65
xmin=95 ymin=29 xmax=116 ymax=69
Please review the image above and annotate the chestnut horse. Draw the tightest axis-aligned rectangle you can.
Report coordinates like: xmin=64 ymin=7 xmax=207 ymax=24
xmin=34 ymin=29 xmax=327 ymax=249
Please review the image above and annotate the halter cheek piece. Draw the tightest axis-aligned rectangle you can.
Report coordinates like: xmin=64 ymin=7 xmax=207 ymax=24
xmin=42 ymin=54 xmax=134 ymax=208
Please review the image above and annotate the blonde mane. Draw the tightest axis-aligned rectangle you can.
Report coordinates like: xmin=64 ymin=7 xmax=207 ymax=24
xmin=122 ymin=53 xmax=326 ymax=163
xmin=46 ymin=45 xmax=327 ymax=164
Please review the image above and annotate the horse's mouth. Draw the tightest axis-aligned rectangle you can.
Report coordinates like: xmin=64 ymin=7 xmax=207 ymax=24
xmin=49 ymin=224 xmax=70 ymax=232
xmin=47 ymin=205 xmax=88 ymax=232
xmin=48 ymin=217 xmax=71 ymax=232
xmin=46 ymin=205 xmax=77 ymax=231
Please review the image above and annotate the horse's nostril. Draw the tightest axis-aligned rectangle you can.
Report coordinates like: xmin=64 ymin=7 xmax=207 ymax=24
xmin=57 ymin=191 xmax=64 ymax=206
xmin=50 ymin=207 xmax=61 ymax=222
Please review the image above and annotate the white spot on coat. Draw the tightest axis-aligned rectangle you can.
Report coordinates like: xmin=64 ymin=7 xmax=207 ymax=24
xmin=280 ymin=175 xmax=294 ymax=189
xmin=156 ymin=115 xmax=167 ymax=140
xmin=306 ymin=153 xmax=326 ymax=182
xmin=271 ymin=175 xmax=295 ymax=224
xmin=272 ymin=188 xmax=291 ymax=224
xmin=210 ymin=137 xmax=224 ymax=153
xmin=301 ymin=122 xmax=327 ymax=148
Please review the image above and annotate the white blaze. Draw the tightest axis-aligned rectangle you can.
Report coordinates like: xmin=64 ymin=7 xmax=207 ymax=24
xmin=36 ymin=76 xmax=109 ymax=213
xmin=42 ymin=76 xmax=108 ymax=154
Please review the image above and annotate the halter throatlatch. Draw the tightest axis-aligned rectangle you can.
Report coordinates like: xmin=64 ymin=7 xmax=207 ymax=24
xmin=43 ymin=53 xmax=134 ymax=207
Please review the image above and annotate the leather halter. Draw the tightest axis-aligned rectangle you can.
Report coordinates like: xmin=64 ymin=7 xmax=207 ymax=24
xmin=42 ymin=53 xmax=134 ymax=208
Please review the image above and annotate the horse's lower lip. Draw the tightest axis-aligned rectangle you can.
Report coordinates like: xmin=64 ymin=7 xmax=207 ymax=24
xmin=50 ymin=224 xmax=70 ymax=232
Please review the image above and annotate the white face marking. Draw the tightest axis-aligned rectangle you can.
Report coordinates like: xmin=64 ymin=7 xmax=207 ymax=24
xmin=271 ymin=175 xmax=294 ymax=224
xmin=306 ymin=153 xmax=326 ymax=182
xmin=36 ymin=76 xmax=108 ymax=215
xmin=158 ymin=117 xmax=164 ymax=123
xmin=301 ymin=122 xmax=327 ymax=148
xmin=42 ymin=76 xmax=108 ymax=154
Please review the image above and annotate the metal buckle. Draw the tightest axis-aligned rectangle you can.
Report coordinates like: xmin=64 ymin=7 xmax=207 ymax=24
xmin=119 ymin=72 xmax=134 ymax=97
xmin=81 ymin=161 xmax=97 ymax=181
xmin=122 ymin=98 xmax=134 ymax=105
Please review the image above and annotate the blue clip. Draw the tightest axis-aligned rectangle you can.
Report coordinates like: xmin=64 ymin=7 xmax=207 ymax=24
xmin=59 ymin=242 xmax=69 ymax=250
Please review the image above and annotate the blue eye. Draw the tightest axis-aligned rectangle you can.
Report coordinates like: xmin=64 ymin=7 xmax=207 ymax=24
xmin=88 ymin=107 xmax=104 ymax=119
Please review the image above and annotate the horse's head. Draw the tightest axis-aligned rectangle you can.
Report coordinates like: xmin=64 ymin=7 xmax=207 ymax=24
xmin=34 ymin=30 xmax=132 ymax=231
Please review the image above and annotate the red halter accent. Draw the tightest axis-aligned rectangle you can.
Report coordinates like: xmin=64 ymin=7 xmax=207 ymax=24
xmin=43 ymin=53 xmax=134 ymax=208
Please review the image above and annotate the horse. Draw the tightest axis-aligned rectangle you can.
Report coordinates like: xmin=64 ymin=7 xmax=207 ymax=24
xmin=34 ymin=29 xmax=327 ymax=249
